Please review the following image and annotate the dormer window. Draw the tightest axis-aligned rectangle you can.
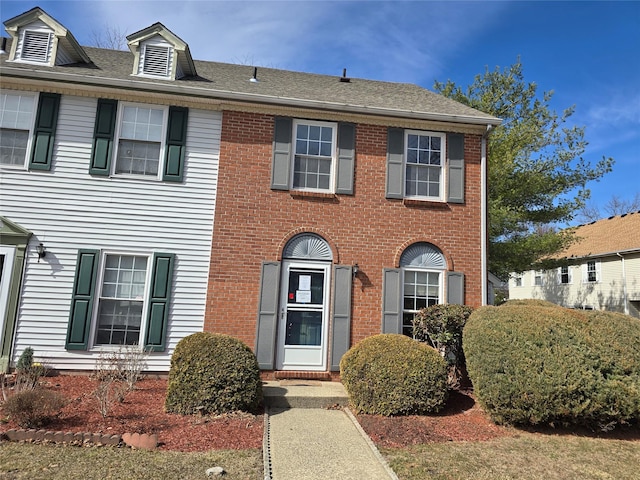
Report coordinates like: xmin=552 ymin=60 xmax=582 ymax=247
xmin=20 ymin=29 xmax=52 ymax=63
xmin=141 ymin=43 xmax=171 ymax=77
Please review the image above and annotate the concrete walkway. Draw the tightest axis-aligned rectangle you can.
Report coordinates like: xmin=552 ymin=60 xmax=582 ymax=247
xmin=263 ymin=381 xmax=398 ymax=480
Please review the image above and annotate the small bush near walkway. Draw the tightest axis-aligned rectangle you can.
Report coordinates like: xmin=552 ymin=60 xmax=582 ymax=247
xmin=463 ymin=303 xmax=640 ymax=430
xmin=340 ymin=334 xmax=448 ymax=416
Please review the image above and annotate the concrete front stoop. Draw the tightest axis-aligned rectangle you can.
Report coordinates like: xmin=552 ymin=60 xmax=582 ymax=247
xmin=262 ymin=380 xmax=398 ymax=480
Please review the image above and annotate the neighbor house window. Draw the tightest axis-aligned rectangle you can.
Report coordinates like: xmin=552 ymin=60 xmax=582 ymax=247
xmin=585 ymin=260 xmax=598 ymax=283
xmin=559 ymin=266 xmax=571 ymax=284
xmin=115 ymin=104 xmax=167 ymax=177
xmin=513 ymin=274 xmax=523 ymax=287
xmin=0 ymin=92 xmax=36 ymax=166
xmin=405 ymin=130 xmax=445 ymax=200
xmin=534 ymin=271 xmax=543 ymax=286
xmin=95 ymin=254 xmax=149 ymax=346
xmin=292 ymin=120 xmax=336 ymax=191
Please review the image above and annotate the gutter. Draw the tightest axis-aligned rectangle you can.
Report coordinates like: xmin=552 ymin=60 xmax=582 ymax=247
xmin=0 ymin=65 xmax=502 ymax=126
xmin=616 ymin=252 xmax=629 ymax=315
xmin=481 ymin=124 xmax=494 ymax=305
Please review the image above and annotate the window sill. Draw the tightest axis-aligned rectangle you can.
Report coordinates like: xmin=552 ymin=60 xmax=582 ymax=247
xmin=289 ymin=191 xmax=337 ymax=200
xmin=402 ymin=199 xmax=450 ymax=209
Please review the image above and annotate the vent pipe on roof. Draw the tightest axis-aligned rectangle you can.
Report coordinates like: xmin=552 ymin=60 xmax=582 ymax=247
xmin=340 ymin=68 xmax=351 ymax=83
xmin=250 ymin=67 xmax=258 ymax=83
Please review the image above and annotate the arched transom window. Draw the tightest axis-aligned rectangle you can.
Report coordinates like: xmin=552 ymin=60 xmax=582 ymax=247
xmin=283 ymin=233 xmax=333 ymax=261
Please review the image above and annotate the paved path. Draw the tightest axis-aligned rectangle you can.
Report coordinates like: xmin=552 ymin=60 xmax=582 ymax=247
xmin=266 ymin=407 xmax=398 ymax=480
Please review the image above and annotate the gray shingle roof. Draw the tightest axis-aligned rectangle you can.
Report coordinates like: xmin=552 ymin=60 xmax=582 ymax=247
xmin=1 ymin=39 xmax=500 ymax=125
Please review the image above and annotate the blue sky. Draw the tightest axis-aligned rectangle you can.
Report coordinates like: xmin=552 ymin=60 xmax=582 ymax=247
xmin=3 ymin=1 xmax=639 ymax=223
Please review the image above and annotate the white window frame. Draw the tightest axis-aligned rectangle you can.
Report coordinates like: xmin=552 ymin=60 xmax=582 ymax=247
xmin=0 ymin=91 xmax=38 ymax=169
xmin=401 ymin=267 xmax=443 ymax=337
xmin=558 ymin=265 xmax=572 ymax=285
xmin=112 ymin=102 xmax=169 ymax=180
xmin=16 ymin=28 xmax=53 ymax=65
xmin=513 ymin=273 xmax=523 ymax=287
xmin=89 ymin=250 xmax=153 ymax=349
xmin=583 ymin=260 xmax=600 ymax=284
xmin=534 ymin=270 xmax=544 ymax=286
xmin=404 ymin=130 xmax=446 ymax=201
xmin=290 ymin=119 xmax=337 ymax=193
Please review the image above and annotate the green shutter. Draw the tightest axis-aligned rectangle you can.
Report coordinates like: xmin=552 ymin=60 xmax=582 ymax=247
xmin=163 ymin=107 xmax=188 ymax=182
xmin=336 ymin=123 xmax=356 ymax=195
xmin=29 ymin=93 xmax=60 ymax=171
xmin=447 ymin=271 xmax=465 ymax=305
xmin=331 ymin=265 xmax=352 ymax=371
xmin=255 ymin=261 xmax=281 ymax=369
xmin=144 ymin=253 xmax=175 ymax=352
xmin=90 ymin=99 xmax=118 ymax=176
xmin=66 ymin=249 xmax=99 ymax=350
xmin=382 ymin=268 xmax=402 ymax=333
xmin=271 ymin=117 xmax=292 ymax=190
xmin=447 ymin=133 xmax=465 ymax=203
xmin=386 ymin=128 xmax=404 ymax=199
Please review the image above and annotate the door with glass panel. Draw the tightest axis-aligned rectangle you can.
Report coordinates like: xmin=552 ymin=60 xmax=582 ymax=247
xmin=277 ymin=261 xmax=330 ymax=370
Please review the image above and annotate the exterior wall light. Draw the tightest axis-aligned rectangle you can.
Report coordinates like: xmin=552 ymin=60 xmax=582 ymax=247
xmin=36 ymin=242 xmax=47 ymax=262
xmin=353 ymin=263 xmax=359 ymax=277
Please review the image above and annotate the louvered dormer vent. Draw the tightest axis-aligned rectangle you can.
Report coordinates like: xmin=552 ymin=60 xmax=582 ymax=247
xmin=20 ymin=30 xmax=51 ymax=63
xmin=142 ymin=44 xmax=170 ymax=77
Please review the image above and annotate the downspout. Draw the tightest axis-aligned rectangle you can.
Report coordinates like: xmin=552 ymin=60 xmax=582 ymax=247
xmin=481 ymin=124 xmax=493 ymax=305
xmin=616 ymin=252 xmax=629 ymax=315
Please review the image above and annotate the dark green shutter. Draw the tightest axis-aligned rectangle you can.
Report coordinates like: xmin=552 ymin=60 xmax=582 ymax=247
xmin=447 ymin=133 xmax=465 ymax=203
xmin=255 ymin=261 xmax=281 ymax=369
xmin=382 ymin=268 xmax=402 ymax=333
xmin=271 ymin=117 xmax=292 ymax=190
xmin=163 ymin=106 xmax=188 ymax=182
xmin=144 ymin=253 xmax=174 ymax=352
xmin=29 ymin=93 xmax=60 ymax=171
xmin=90 ymin=99 xmax=117 ymax=176
xmin=335 ymin=123 xmax=356 ymax=195
xmin=66 ymin=249 xmax=99 ymax=350
xmin=331 ymin=265 xmax=352 ymax=371
xmin=386 ymin=128 xmax=404 ymax=199
xmin=447 ymin=271 xmax=465 ymax=305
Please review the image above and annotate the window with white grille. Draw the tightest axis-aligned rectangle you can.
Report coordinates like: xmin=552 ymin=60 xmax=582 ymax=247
xmin=0 ymin=92 xmax=36 ymax=166
xmin=142 ymin=44 xmax=171 ymax=77
xmin=115 ymin=104 xmax=167 ymax=176
xmin=20 ymin=30 xmax=52 ymax=63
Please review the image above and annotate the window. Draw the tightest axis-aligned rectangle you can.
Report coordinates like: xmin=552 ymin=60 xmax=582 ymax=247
xmin=115 ymin=104 xmax=167 ymax=177
xmin=292 ymin=120 xmax=336 ymax=191
xmin=0 ymin=92 xmax=36 ymax=166
xmin=513 ymin=274 xmax=523 ymax=287
xmin=405 ymin=131 xmax=445 ymax=199
xmin=534 ymin=271 xmax=543 ymax=286
xmin=559 ymin=266 xmax=571 ymax=284
xmin=19 ymin=29 xmax=52 ymax=64
xmin=585 ymin=260 xmax=598 ymax=283
xmin=95 ymin=254 xmax=148 ymax=346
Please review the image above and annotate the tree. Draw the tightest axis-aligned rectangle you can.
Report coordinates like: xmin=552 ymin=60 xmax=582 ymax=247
xmin=434 ymin=60 xmax=613 ymax=278
xmin=90 ymin=25 xmax=127 ymax=51
xmin=577 ymin=193 xmax=640 ymax=223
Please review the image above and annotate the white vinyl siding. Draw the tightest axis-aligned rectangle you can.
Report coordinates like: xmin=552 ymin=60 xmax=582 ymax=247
xmin=2 ymin=94 xmax=221 ymax=370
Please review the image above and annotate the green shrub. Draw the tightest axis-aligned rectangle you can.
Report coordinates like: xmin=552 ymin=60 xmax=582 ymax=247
xmin=340 ymin=334 xmax=448 ymax=416
xmin=412 ymin=304 xmax=474 ymax=388
xmin=165 ymin=333 xmax=262 ymax=415
xmin=500 ymin=299 xmax=558 ymax=308
xmin=4 ymin=389 xmax=66 ymax=428
xmin=463 ymin=304 xmax=640 ymax=430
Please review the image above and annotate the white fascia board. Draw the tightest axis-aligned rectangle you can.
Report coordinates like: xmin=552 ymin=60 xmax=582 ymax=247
xmin=0 ymin=66 xmax=502 ymax=126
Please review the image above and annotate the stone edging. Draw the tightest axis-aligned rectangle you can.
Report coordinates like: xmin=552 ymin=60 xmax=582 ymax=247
xmin=1 ymin=429 xmax=158 ymax=449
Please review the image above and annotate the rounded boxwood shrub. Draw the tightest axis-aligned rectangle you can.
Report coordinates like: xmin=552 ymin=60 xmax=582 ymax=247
xmin=165 ymin=333 xmax=262 ymax=415
xmin=463 ymin=304 xmax=640 ymax=430
xmin=340 ymin=334 xmax=448 ymax=416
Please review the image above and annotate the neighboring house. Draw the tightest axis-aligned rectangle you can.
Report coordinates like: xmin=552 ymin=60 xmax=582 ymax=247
xmin=509 ymin=212 xmax=640 ymax=318
xmin=0 ymin=8 xmax=221 ymax=371
xmin=1 ymin=7 xmax=500 ymax=375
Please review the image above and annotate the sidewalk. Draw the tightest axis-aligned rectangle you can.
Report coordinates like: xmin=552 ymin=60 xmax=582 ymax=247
xmin=263 ymin=381 xmax=398 ymax=480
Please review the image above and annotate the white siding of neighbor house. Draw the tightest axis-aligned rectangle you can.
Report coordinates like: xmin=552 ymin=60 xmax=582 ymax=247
xmin=509 ymin=253 xmax=640 ymax=318
xmin=0 ymin=94 xmax=221 ymax=371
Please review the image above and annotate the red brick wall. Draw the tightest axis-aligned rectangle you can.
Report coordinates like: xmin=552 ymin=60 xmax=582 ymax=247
xmin=206 ymin=110 xmax=483 ymax=349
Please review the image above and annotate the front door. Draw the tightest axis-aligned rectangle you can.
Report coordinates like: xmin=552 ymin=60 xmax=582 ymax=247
xmin=0 ymin=246 xmax=16 ymax=355
xmin=277 ymin=260 xmax=330 ymax=370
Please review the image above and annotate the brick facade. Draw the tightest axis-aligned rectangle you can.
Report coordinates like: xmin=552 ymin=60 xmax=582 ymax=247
xmin=206 ymin=110 xmax=484 ymax=369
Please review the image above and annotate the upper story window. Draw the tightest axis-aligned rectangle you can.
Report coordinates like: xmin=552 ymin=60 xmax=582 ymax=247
xmin=405 ymin=131 xmax=445 ymax=200
xmin=140 ymin=43 xmax=172 ymax=78
xmin=0 ymin=92 xmax=37 ymax=167
xmin=115 ymin=104 xmax=167 ymax=177
xmin=584 ymin=260 xmax=599 ymax=283
xmin=292 ymin=120 xmax=336 ymax=191
xmin=19 ymin=29 xmax=52 ymax=63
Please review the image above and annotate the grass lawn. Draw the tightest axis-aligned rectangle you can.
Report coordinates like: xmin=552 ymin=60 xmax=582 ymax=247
xmin=383 ymin=432 xmax=640 ymax=480
xmin=0 ymin=443 xmax=262 ymax=480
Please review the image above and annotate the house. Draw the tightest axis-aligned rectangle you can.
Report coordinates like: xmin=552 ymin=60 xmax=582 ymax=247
xmin=508 ymin=212 xmax=640 ymax=318
xmin=1 ymin=7 xmax=500 ymax=375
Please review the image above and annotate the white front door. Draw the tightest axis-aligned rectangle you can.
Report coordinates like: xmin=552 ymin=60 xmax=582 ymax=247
xmin=0 ymin=246 xmax=16 ymax=344
xmin=277 ymin=260 xmax=330 ymax=370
